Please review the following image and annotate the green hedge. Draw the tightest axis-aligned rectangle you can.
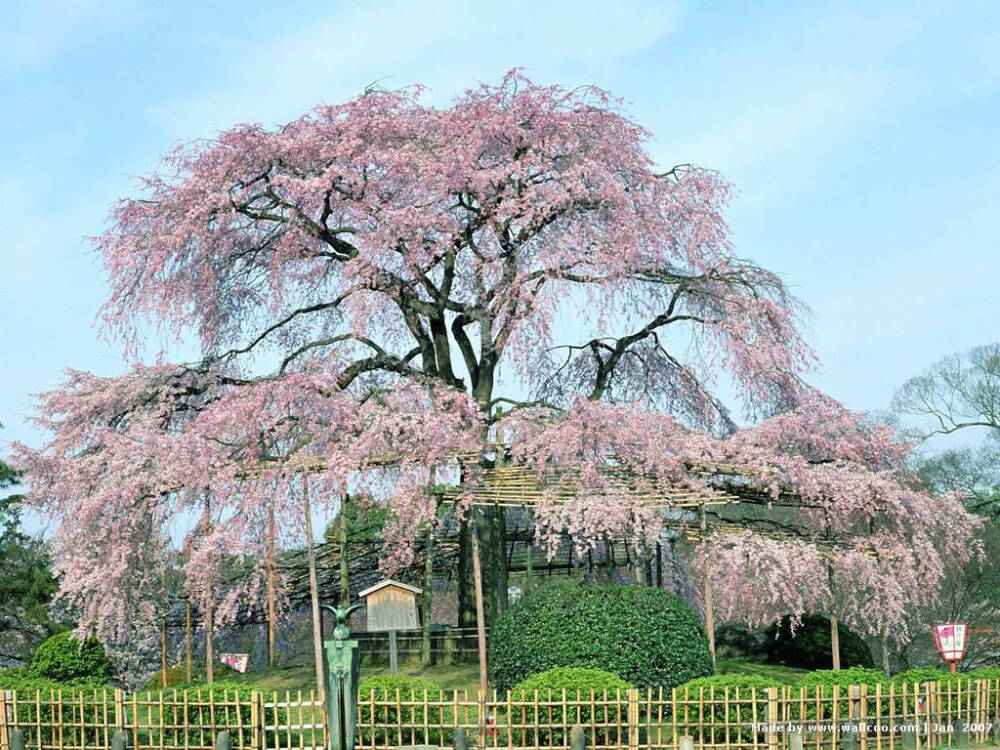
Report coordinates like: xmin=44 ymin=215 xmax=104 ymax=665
xmin=357 ymin=674 xmax=452 ymax=746
xmin=510 ymin=668 xmax=631 ymax=745
xmin=133 ymin=682 xmax=265 ymax=748
xmin=0 ymin=667 xmax=111 ymax=747
xmin=29 ymin=631 xmax=115 ymax=683
xmin=764 ymin=616 xmax=874 ymax=670
xmin=675 ymin=674 xmax=775 ymax=744
xmin=490 ymin=583 xmax=712 ymax=692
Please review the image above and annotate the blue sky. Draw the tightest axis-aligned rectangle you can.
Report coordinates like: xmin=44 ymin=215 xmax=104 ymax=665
xmin=2 ymin=0 xmax=999 ymax=465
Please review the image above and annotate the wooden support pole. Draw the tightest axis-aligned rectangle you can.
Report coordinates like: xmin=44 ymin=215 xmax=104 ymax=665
xmin=203 ymin=490 xmax=215 ymax=684
xmin=422 ymin=525 xmax=433 ymax=666
xmin=266 ymin=498 xmax=277 ymax=668
xmin=160 ymin=615 xmax=168 ymax=688
xmin=470 ymin=510 xmax=489 ymax=696
xmin=831 ymin=612 xmax=842 ymax=671
xmin=185 ymin=599 xmax=193 ymax=682
xmin=339 ymin=495 xmax=350 ymax=607
xmin=205 ymin=584 xmax=215 ymax=684
xmin=388 ymin=630 xmax=399 ymax=674
xmin=303 ymin=476 xmax=325 ymax=701
xmin=700 ymin=505 xmax=716 ymax=670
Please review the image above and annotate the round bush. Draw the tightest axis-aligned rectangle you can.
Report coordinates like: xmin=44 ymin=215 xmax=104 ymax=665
xmin=511 ymin=668 xmax=631 ymax=745
xmin=489 ymin=583 xmax=713 ymax=692
xmin=29 ymin=632 xmax=115 ymax=683
xmin=715 ymin=623 xmax=768 ymax=660
xmin=764 ymin=615 xmax=874 ymax=670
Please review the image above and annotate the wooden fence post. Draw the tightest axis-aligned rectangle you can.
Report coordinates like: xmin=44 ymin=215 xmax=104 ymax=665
xmin=766 ymin=687 xmax=779 ymax=750
xmin=627 ymin=688 xmax=640 ymax=750
xmin=250 ymin=690 xmax=260 ymax=750
xmin=0 ymin=689 xmax=10 ymax=750
xmin=113 ymin=688 xmax=125 ymax=734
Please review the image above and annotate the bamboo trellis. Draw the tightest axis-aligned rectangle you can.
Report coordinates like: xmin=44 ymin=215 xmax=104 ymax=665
xmin=4 ymin=680 xmax=1000 ymax=750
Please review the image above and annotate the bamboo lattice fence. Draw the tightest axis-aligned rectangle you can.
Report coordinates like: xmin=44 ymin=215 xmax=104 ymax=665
xmin=4 ymin=680 xmax=1000 ymax=750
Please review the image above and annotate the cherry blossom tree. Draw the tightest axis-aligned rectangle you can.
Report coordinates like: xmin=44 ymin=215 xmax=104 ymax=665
xmin=13 ymin=71 xmax=968 ymax=677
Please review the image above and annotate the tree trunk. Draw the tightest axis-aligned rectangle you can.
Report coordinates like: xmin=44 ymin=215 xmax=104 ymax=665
xmin=266 ymin=498 xmax=277 ymax=668
xmin=303 ymin=477 xmax=325 ymax=700
xmin=463 ymin=505 xmax=507 ymax=625
xmin=881 ymin=633 xmax=891 ymax=674
xmin=458 ymin=518 xmax=475 ymax=628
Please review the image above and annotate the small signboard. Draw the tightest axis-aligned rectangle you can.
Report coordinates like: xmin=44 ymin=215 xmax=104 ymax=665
xmin=359 ymin=579 xmax=422 ymax=632
xmin=220 ymin=653 xmax=249 ymax=673
xmin=358 ymin=579 xmax=423 ymax=675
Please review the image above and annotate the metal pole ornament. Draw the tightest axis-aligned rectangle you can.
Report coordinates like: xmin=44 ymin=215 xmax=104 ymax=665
xmin=321 ymin=603 xmax=364 ymax=750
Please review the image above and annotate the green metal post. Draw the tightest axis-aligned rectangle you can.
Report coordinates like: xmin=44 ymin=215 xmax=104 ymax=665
xmin=322 ymin=603 xmax=362 ymax=750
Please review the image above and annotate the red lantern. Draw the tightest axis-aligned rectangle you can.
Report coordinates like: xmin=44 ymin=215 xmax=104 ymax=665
xmin=932 ymin=622 xmax=968 ymax=672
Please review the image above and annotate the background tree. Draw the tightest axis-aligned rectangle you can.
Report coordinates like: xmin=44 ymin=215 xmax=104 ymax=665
xmin=0 ymin=448 xmax=58 ymax=665
xmin=892 ymin=343 xmax=1000 ymax=667
xmin=893 ymin=342 xmax=1000 ymax=451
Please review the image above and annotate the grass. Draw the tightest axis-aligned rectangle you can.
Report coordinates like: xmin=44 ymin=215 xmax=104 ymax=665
xmin=715 ymin=659 xmax=807 ymax=684
xmin=157 ymin=660 xmax=799 ymax=694
xmin=161 ymin=662 xmax=481 ymax=694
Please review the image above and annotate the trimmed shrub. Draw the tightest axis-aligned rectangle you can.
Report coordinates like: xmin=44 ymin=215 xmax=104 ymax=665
xmin=489 ymin=583 xmax=713 ymax=692
xmin=764 ymin=616 xmax=874 ymax=670
xmin=0 ymin=667 xmax=111 ymax=747
xmin=510 ymin=668 xmax=631 ymax=745
xmin=29 ymin=631 xmax=115 ymax=683
xmin=715 ymin=623 xmax=769 ymax=661
xmin=357 ymin=674 xmax=452 ymax=746
xmin=0 ymin=666 xmax=107 ymax=692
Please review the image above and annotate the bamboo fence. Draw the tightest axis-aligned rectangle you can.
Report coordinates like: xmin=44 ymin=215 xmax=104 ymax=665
xmin=4 ymin=680 xmax=1000 ymax=750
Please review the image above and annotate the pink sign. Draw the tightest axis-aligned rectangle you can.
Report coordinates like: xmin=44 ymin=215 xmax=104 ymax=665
xmin=220 ymin=653 xmax=249 ymax=673
xmin=932 ymin=622 xmax=967 ymax=662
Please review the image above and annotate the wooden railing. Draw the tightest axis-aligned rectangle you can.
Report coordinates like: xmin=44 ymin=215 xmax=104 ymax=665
xmin=4 ymin=679 xmax=1000 ymax=750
